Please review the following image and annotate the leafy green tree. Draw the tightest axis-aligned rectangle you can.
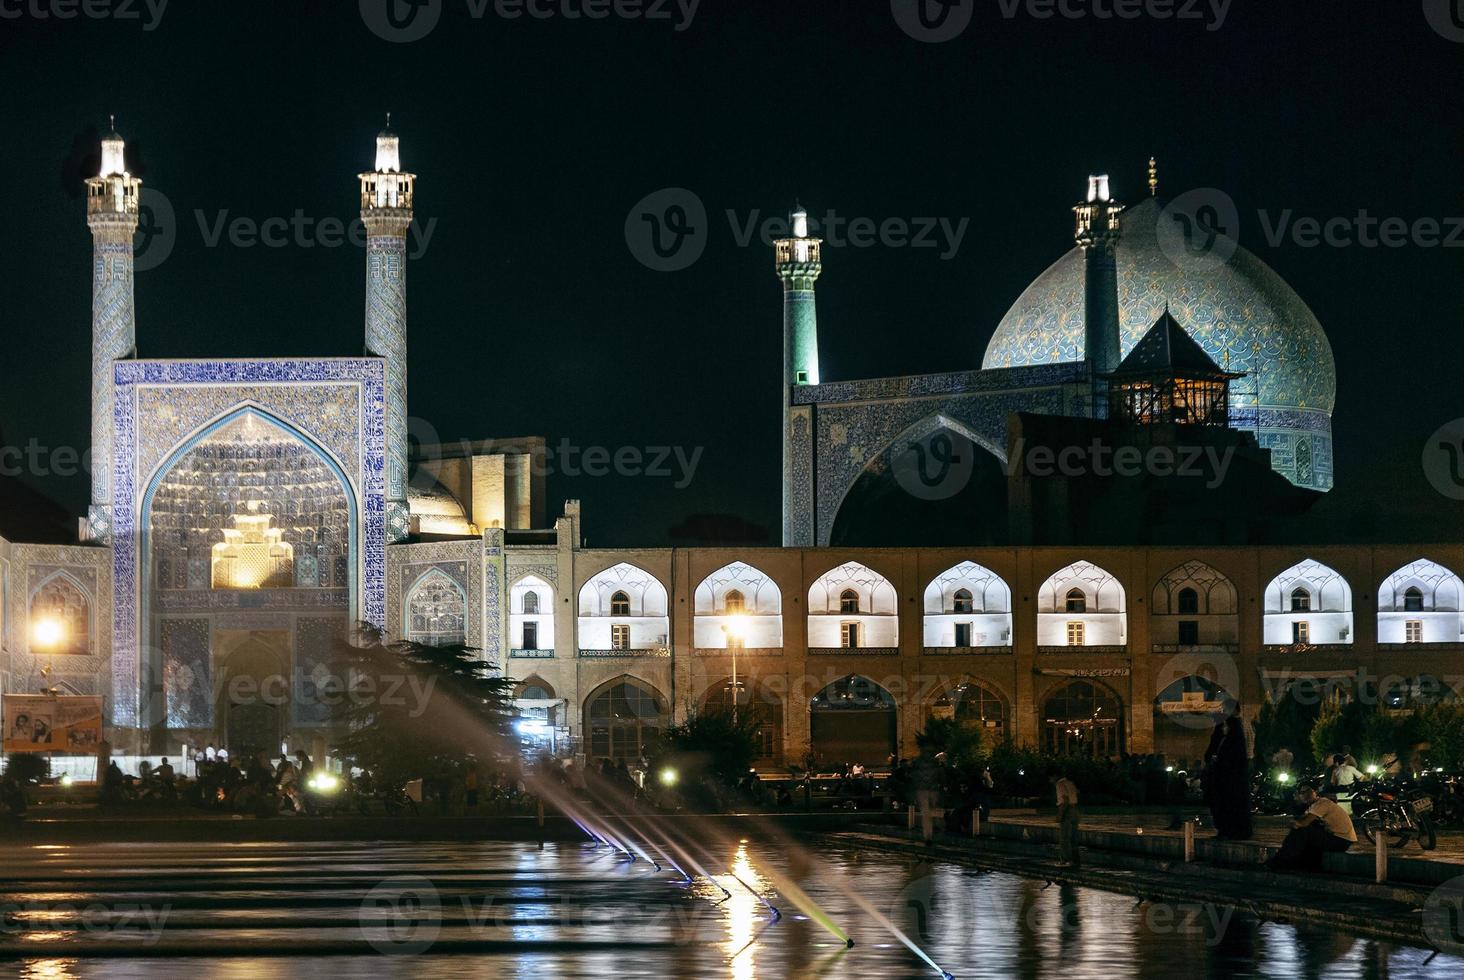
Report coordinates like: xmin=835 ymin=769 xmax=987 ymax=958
xmin=330 ymin=625 xmax=517 ymax=789
xmin=648 ymin=706 xmax=763 ymax=811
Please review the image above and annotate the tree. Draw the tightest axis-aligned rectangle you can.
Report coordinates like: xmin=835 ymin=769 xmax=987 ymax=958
xmin=915 ymin=716 xmax=983 ymax=769
xmin=330 ymin=625 xmax=517 ymax=789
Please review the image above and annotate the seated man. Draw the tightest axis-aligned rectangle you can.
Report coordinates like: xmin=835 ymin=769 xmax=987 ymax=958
xmin=1265 ymin=784 xmax=1356 ymax=871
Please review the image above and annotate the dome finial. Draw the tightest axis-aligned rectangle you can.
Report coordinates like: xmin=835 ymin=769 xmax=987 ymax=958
xmin=1148 ymin=157 xmax=1158 ymax=197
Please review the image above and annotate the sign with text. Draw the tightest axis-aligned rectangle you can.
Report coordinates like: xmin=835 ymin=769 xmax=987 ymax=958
xmin=3 ymin=695 xmax=104 ymax=753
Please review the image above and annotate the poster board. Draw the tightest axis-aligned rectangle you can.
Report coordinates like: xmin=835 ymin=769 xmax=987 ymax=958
xmin=2 ymin=695 xmax=104 ymax=753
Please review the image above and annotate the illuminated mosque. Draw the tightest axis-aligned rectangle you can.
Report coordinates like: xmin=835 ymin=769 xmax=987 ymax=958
xmin=1 ymin=127 xmax=1458 ymax=768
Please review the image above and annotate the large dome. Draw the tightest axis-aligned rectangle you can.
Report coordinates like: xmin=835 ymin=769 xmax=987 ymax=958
xmin=983 ymin=196 xmax=1337 ymax=490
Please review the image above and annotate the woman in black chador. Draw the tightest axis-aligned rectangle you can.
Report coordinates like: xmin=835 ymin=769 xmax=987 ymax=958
xmin=1204 ymin=704 xmax=1254 ymax=840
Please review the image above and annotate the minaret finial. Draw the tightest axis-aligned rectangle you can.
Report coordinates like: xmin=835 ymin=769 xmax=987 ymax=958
xmin=385 ymin=111 xmax=391 ymax=130
xmin=109 ymin=113 xmax=116 ymax=132
xmin=1148 ymin=156 xmax=1158 ymax=197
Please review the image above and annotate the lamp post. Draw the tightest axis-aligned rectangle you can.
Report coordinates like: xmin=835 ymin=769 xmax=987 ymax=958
xmin=720 ymin=614 xmax=746 ymax=723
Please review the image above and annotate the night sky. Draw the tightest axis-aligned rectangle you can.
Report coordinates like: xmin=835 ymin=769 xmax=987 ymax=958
xmin=2 ymin=1 xmax=1462 ymax=545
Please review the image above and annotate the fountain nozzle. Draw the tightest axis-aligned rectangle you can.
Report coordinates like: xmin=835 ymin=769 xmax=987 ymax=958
xmin=845 ymin=938 xmax=855 ymax=948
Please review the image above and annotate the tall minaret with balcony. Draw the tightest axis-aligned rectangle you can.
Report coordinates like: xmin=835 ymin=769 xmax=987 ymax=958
xmin=84 ymin=121 xmax=141 ymax=543
xmin=775 ymin=206 xmax=822 ymax=546
xmin=359 ymin=120 xmax=416 ymax=542
xmin=1073 ymin=174 xmax=1123 ymax=417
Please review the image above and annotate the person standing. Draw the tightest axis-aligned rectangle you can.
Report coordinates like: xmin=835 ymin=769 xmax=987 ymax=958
xmin=911 ymin=752 xmax=941 ymax=845
xmin=1050 ymin=770 xmax=1081 ymax=867
xmin=1211 ymin=706 xmax=1254 ymax=839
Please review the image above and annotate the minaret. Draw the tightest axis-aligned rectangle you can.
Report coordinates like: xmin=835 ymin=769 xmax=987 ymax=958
xmin=359 ymin=119 xmax=416 ymax=542
xmin=84 ymin=120 xmax=141 ymax=543
xmin=1073 ymin=175 xmax=1123 ymax=417
xmin=774 ymin=206 xmax=822 ymax=546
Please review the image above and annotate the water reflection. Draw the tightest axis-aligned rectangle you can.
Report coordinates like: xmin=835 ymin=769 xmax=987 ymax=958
xmin=9 ymin=840 xmax=1463 ymax=980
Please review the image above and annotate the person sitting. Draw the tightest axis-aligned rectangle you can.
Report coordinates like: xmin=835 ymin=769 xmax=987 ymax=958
xmin=1264 ymin=784 xmax=1356 ymax=871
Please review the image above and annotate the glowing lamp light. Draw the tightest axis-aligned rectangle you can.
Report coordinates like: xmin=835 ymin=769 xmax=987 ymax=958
xmin=1366 ymin=764 xmax=1380 ymax=775
xmin=658 ymin=768 xmax=679 ymax=787
xmin=307 ymin=773 xmax=340 ymax=794
xmin=514 ymin=719 xmax=551 ymax=737
xmin=99 ymin=136 xmax=127 ymax=178
xmin=32 ymin=617 xmax=66 ymax=650
xmin=1165 ymin=765 xmax=1174 ymax=773
xmin=1276 ymin=772 xmax=1291 ymax=784
xmin=59 ymin=774 xmax=73 ymax=788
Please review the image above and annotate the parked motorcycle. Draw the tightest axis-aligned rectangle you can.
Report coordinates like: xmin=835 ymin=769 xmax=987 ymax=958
xmin=1352 ymin=777 xmax=1437 ymax=850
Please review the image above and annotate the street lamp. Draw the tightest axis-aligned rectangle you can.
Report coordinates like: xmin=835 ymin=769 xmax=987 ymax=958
xmin=720 ymin=614 xmax=747 ymax=722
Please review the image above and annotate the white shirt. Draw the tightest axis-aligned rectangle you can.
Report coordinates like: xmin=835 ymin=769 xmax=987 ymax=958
xmin=1306 ymin=797 xmax=1358 ymax=842
xmin=1330 ymin=764 xmax=1365 ymax=787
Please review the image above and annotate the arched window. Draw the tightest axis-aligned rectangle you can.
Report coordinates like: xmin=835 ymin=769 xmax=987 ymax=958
xmin=724 ymin=589 xmax=746 ymax=615
xmin=406 ymin=570 xmax=466 ymax=647
xmin=953 ymin=588 xmax=974 ymax=614
xmin=1404 ymin=587 xmax=1425 ymax=613
xmin=1043 ymin=681 xmax=1122 ymax=758
xmin=1290 ymin=588 xmax=1311 ymax=612
xmin=1177 ymin=587 xmax=1199 ymax=615
xmin=586 ymin=678 xmax=667 ymax=762
xmin=523 ymin=591 xmax=540 ymax=614
xmin=840 ymin=589 xmax=860 ymax=614
xmin=610 ymin=590 xmax=631 ymax=616
xmin=1065 ymin=588 xmax=1087 ymax=613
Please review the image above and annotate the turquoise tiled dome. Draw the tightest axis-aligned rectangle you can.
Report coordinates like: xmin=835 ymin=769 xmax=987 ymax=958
xmin=982 ymin=197 xmax=1337 ymax=490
